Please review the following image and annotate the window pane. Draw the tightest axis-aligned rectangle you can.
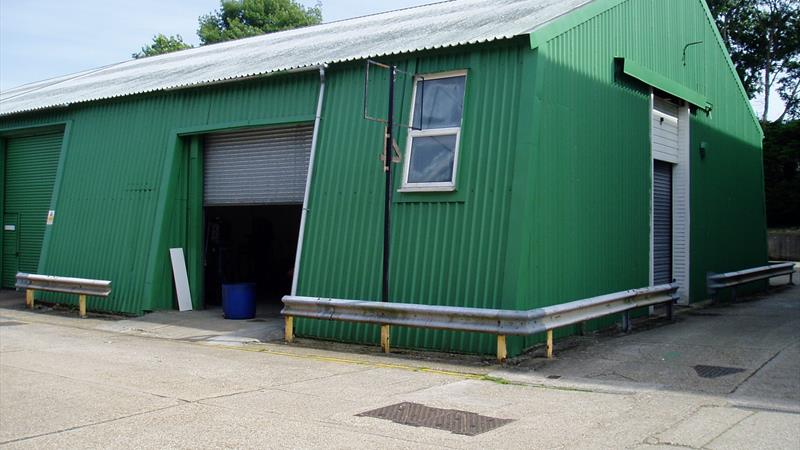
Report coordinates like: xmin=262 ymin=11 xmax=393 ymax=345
xmin=412 ymin=76 xmax=466 ymax=130
xmin=408 ymin=135 xmax=457 ymax=183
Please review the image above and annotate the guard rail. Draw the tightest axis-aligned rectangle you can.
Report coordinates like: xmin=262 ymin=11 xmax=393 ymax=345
xmin=707 ymin=262 xmax=797 ymax=300
xmin=16 ymin=273 xmax=112 ymax=318
xmin=282 ymin=283 xmax=678 ymax=362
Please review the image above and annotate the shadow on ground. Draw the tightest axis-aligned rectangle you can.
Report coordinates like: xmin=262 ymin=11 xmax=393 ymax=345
xmin=500 ymin=278 xmax=800 ymax=411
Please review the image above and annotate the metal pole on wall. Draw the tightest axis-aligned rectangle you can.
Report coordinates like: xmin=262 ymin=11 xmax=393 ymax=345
xmin=382 ymin=65 xmax=396 ymax=304
xmin=362 ymin=60 xmax=400 ymax=352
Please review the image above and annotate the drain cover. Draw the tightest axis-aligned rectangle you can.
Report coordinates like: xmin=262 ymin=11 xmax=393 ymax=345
xmin=687 ymin=312 xmax=722 ymax=317
xmin=693 ymin=365 xmax=746 ymax=378
xmin=0 ymin=321 xmax=25 ymax=326
xmin=357 ymin=402 xmax=513 ymax=436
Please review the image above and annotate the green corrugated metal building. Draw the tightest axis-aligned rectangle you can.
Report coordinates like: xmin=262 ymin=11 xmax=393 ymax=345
xmin=0 ymin=0 xmax=767 ymax=356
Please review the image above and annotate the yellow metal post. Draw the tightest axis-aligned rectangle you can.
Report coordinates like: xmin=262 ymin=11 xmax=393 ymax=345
xmin=546 ymin=329 xmax=554 ymax=359
xmin=285 ymin=316 xmax=294 ymax=343
xmin=26 ymin=289 xmax=34 ymax=309
xmin=380 ymin=325 xmax=391 ymax=353
xmin=497 ymin=335 xmax=507 ymax=363
xmin=79 ymin=295 xmax=87 ymax=318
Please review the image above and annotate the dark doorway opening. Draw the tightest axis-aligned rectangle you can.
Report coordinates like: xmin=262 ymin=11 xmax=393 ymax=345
xmin=203 ymin=204 xmax=301 ymax=316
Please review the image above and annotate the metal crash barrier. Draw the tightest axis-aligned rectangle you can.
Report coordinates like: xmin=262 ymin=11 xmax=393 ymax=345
xmin=707 ymin=262 xmax=797 ymax=300
xmin=16 ymin=273 xmax=112 ymax=318
xmin=282 ymin=284 xmax=679 ymax=362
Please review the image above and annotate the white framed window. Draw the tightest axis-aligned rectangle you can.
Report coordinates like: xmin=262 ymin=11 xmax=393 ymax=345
xmin=400 ymin=70 xmax=467 ymax=192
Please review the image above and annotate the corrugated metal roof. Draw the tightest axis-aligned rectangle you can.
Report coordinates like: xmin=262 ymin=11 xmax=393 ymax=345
xmin=0 ymin=0 xmax=593 ymax=116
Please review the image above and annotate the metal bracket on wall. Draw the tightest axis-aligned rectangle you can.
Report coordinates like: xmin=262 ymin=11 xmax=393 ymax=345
xmin=379 ymin=133 xmax=402 ymax=167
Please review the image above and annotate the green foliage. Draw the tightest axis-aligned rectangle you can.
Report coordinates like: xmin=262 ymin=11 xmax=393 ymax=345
xmin=133 ymin=34 xmax=193 ymax=59
xmin=706 ymin=0 xmax=799 ymax=122
xmin=134 ymin=0 xmax=320 ymax=59
xmin=763 ymin=120 xmax=800 ymax=226
xmin=197 ymin=0 xmax=322 ymax=45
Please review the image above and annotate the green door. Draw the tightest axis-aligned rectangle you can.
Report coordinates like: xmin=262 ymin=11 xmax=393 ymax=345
xmin=2 ymin=132 xmax=62 ymax=288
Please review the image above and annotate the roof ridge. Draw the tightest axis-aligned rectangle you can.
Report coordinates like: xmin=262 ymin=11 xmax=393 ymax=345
xmin=319 ymin=0 xmax=456 ymax=27
xmin=1 ymin=0 xmax=588 ymax=115
xmin=1 ymin=61 xmax=127 ymax=100
xmin=2 ymin=0 xmax=460 ymax=94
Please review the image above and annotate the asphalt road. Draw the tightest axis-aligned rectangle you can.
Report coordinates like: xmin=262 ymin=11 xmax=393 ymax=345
xmin=0 ymin=283 xmax=798 ymax=449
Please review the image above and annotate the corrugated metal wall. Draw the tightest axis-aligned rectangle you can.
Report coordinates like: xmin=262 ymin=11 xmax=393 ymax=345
xmin=296 ymin=39 xmax=529 ymax=354
xmin=683 ymin=0 xmax=768 ymax=300
xmin=510 ymin=0 xmax=766 ymax=352
xmin=0 ymin=74 xmax=319 ymax=314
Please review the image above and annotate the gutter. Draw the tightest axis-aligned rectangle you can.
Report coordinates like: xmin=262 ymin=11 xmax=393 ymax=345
xmin=291 ymin=66 xmax=327 ymax=296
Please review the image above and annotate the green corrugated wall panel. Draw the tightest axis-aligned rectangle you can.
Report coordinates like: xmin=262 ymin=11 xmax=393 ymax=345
xmin=685 ymin=1 xmax=768 ymax=300
xmin=515 ymin=16 xmax=653 ymax=353
xmin=296 ymin=39 xmax=529 ymax=354
xmin=0 ymin=74 xmax=319 ymax=314
xmin=1 ymin=131 xmax=62 ymax=287
xmin=689 ymin=119 xmax=767 ymax=300
xmin=511 ymin=0 xmax=766 ymax=353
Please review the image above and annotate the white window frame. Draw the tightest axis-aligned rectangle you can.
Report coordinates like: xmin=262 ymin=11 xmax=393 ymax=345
xmin=400 ymin=70 xmax=467 ymax=192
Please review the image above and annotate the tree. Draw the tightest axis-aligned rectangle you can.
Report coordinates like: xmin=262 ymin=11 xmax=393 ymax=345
xmin=707 ymin=0 xmax=800 ymax=122
xmin=197 ymin=0 xmax=322 ymax=45
xmin=133 ymin=34 xmax=193 ymax=59
xmin=708 ymin=2 xmax=799 ymax=227
xmin=762 ymin=120 xmax=800 ymax=227
xmin=134 ymin=1 xmax=320 ymax=59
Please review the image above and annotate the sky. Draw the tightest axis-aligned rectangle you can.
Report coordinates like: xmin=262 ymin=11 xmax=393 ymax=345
xmin=0 ymin=0 xmax=784 ymax=120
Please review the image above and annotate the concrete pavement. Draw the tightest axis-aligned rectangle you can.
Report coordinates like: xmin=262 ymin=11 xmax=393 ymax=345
xmin=0 ymin=283 xmax=798 ymax=449
xmin=508 ymin=281 xmax=800 ymax=411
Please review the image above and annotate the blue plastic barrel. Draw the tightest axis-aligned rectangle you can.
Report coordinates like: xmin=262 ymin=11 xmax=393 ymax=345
xmin=221 ymin=283 xmax=256 ymax=319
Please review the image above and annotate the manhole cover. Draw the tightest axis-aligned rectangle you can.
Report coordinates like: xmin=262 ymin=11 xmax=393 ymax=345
xmin=357 ymin=402 xmax=513 ymax=436
xmin=0 ymin=321 xmax=25 ymax=326
xmin=693 ymin=365 xmax=746 ymax=378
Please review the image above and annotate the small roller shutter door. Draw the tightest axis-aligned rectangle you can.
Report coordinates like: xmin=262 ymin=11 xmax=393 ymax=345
xmin=203 ymin=124 xmax=313 ymax=206
xmin=2 ymin=131 xmax=63 ymax=288
xmin=653 ymin=160 xmax=673 ymax=285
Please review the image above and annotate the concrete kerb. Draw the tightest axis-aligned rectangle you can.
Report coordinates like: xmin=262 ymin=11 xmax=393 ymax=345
xmin=0 ymin=297 xmax=685 ymax=372
xmin=0 ymin=305 xmax=495 ymax=379
xmin=0 ymin=306 xmax=710 ymax=391
xmin=0 ymin=301 xmax=667 ymax=387
xmin=3 ymin=283 xmax=798 ymax=409
xmin=0 ymin=288 xmax=767 ymax=370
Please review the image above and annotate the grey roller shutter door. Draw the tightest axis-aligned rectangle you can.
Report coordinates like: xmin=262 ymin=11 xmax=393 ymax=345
xmin=653 ymin=160 xmax=673 ymax=285
xmin=204 ymin=124 xmax=313 ymax=206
